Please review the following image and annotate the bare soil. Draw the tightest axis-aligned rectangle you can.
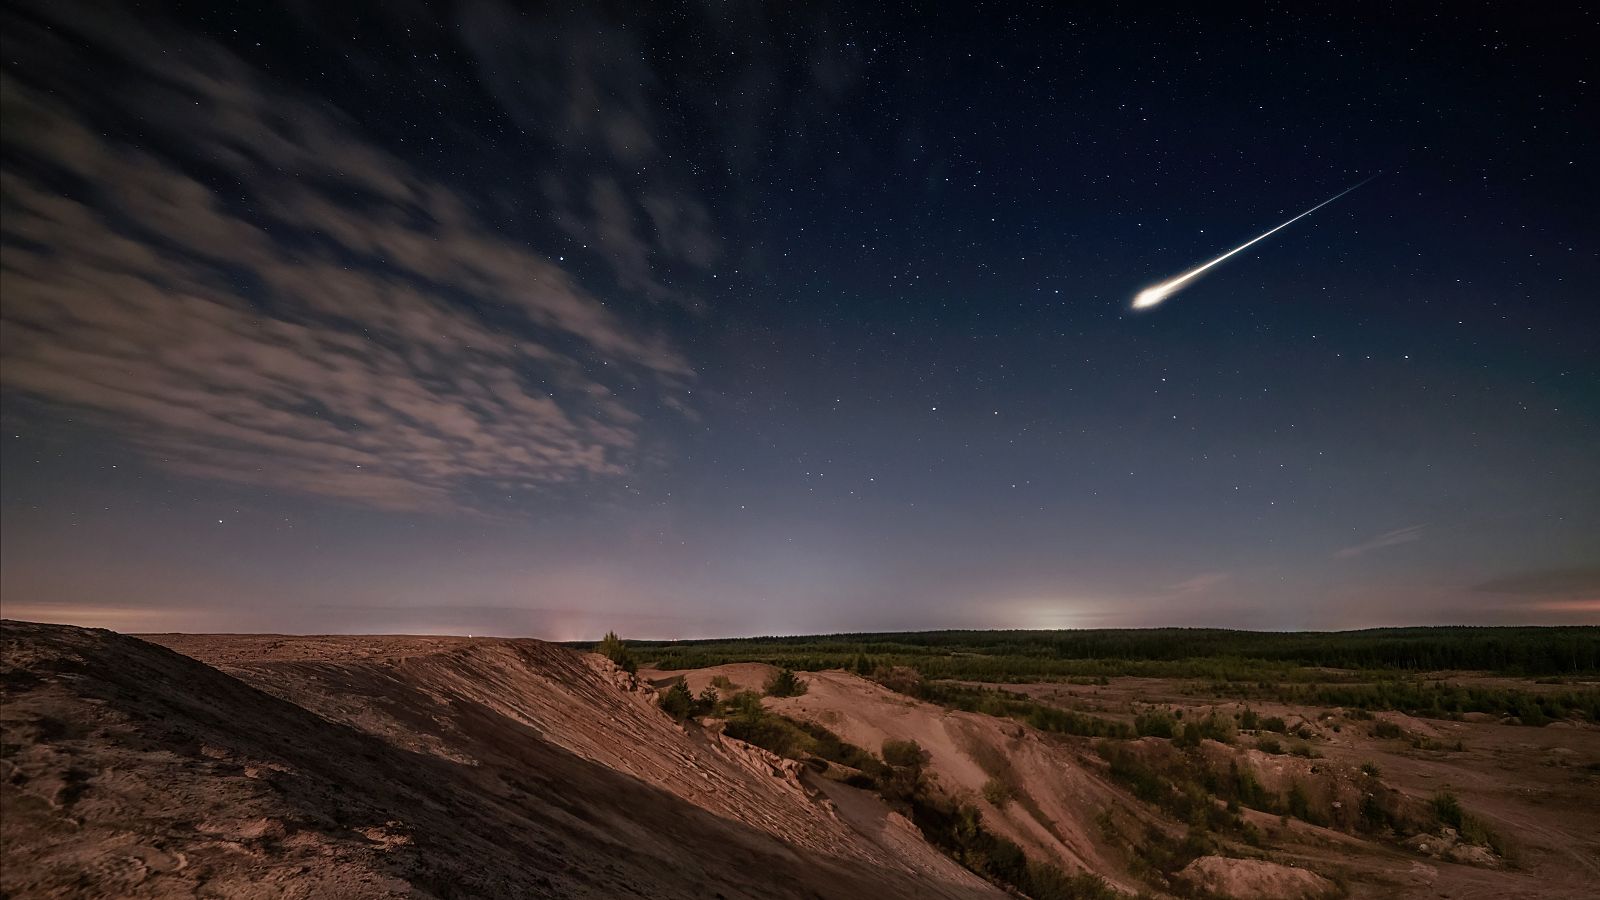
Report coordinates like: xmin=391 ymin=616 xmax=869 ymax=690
xmin=0 ymin=622 xmax=998 ymax=899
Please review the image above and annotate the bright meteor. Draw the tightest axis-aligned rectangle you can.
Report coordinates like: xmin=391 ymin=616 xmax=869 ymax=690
xmin=1131 ymin=176 xmax=1377 ymax=310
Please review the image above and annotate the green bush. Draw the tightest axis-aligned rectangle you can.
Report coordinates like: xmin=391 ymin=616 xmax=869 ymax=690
xmin=764 ymin=668 xmax=808 ymax=697
xmin=1371 ymin=719 xmax=1404 ymax=739
xmin=882 ymin=738 xmax=925 ymax=769
xmin=1286 ymin=780 xmax=1316 ymax=823
xmin=596 ymin=631 xmax=637 ymax=673
xmin=1136 ymin=710 xmax=1177 ymax=738
xmin=658 ymin=681 xmax=695 ymax=721
xmin=1358 ymin=792 xmax=1390 ymax=830
xmin=694 ymin=686 xmax=719 ymax=716
xmin=982 ymin=777 xmax=1015 ymax=807
xmin=1431 ymin=791 xmax=1464 ymax=830
xmin=1178 ymin=711 xmax=1236 ymax=746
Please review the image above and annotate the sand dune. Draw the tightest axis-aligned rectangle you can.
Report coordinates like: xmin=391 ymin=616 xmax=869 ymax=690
xmin=1 ymin=622 xmax=998 ymax=899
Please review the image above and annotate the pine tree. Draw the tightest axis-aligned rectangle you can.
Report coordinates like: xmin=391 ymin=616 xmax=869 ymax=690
xmin=596 ymin=630 xmax=637 ymax=674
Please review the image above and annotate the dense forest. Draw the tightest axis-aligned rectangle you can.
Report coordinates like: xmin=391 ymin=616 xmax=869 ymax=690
xmin=613 ymin=627 xmax=1600 ymax=677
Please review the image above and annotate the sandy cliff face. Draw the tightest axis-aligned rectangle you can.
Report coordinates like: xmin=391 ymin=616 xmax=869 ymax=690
xmin=762 ymin=669 xmax=1165 ymax=895
xmin=1 ymin=622 xmax=999 ymax=899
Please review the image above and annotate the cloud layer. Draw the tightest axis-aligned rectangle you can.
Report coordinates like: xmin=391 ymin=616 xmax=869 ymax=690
xmin=1 ymin=6 xmax=692 ymax=514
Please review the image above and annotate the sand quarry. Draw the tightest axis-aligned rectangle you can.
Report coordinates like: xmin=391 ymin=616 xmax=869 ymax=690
xmin=3 ymin=621 xmax=1597 ymax=898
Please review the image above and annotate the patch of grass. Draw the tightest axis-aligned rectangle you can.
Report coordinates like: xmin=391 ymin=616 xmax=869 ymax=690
xmin=1174 ymin=711 xmax=1236 ymax=747
xmin=907 ymin=681 xmax=1133 ymax=739
xmin=1431 ymin=791 xmax=1465 ymax=830
xmin=1135 ymin=710 xmax=1177 ymax=738
xmin=982 ymin=776 xmax=1015 ymax=807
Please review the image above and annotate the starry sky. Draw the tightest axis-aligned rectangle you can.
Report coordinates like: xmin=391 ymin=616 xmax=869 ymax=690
xmin=2 ymin=1 xmax=1596 ymax=638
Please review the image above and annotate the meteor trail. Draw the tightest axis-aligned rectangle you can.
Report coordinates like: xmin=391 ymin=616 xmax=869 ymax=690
xmin=1131 ymin=176 xmax=1377 ymax=310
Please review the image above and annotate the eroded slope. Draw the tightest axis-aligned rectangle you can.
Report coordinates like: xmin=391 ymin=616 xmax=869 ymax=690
xmin=2 ymin=623 xmax=998 ymax=899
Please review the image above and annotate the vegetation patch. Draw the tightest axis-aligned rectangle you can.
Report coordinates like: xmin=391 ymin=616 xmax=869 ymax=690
xmin=714 ymin=709 xmax=1121 ymax=899
xmin=764 ymin=667 xmax=808 ymax=697
xmin=891 ymin=679 xmax=1134 ymax=739
xmin=619 ymin=626 xmax=1600 ymax=678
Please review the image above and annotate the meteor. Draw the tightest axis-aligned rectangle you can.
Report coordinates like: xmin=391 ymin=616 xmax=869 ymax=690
xmin=1131 ymin=176 xmax=1377 ymax=310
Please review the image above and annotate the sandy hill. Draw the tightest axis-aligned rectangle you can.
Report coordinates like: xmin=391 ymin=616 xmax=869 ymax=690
xmin=763 ymin=669 xmax=1169 ymax=895
xmin=0 ymin=622 xmax=999 ymax=899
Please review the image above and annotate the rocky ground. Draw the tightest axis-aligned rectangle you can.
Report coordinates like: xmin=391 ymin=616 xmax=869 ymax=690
xmin=1 ymin=622 xmax=997 ymax=899
xmin=5 ymin=619 xmax=1594 ymax=899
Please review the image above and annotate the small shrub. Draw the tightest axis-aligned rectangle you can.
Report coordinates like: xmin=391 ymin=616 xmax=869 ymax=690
xmin=1432 ymin=791 xmax=1464 ymax=830
xmin=873 ymin=665 xmax=923 ymax=695
xmin=659 ymin=681 xmax=695 ymax=721
xmin=982 ymin=777 xmax=1015 ymax=807
xmin=1360 ymin=761 xmax=1381 ymax=777
xmin=1359 ymin=792 xmax=1390 ymax=830
xmin=1261 ymin=715 xmax=1288 ymax=733
xmin=765 ymin=668 xmax=808 ymax=697
xmin=727 ymin=690 xmax=765 ymax=718
xmin=883 ymin=738 xmax=925 ymax=769
xmin=694 ymin=686 xmax=719 ymax=716
xmin=1371 ymin=719 xmax=1404 ymax=739
xmin=1256 ymin=736 xmax=1283 ymax=754
xmin=1135 ymin=710 xmax=1177 ymax=738
xmin=1187 ymin=711 xmax=1236 ymax=744
xmin=1240 ymin=707 xmax=1260 ymax=730
xmin=596 ymin=630 xmax=636 ymax=673
xmin=1286 ymin=781 xmax=1315 ymax=823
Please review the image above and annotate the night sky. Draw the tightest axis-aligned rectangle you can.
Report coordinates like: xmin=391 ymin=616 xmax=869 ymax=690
xmin=3 ymin=2 xmax=1596 ymax=638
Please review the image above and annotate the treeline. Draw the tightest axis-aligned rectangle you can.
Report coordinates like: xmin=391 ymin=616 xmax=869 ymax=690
xmin=1209 ymin=679 xmax=1600 ymax=725
xmin=619 ymin=626 xmax=1600 ymax=676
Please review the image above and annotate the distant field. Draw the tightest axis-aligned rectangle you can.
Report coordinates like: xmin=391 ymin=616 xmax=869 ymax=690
xmin=620 ymin=627 xmax=1600 ymax=676
xmin=607 ymin=627 xmax=1600 ymax=725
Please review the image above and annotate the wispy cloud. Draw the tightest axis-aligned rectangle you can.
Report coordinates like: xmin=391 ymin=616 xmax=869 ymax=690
xmin=1333 ymin=525 xmax=1425 ymax=559
xmin=1166 ymin=572 xmax=1232 ymax=595
xmin=1 ymin=4 xmax=692 ymax=514
xmin=458 ymin=1 xmax=722 ymax=306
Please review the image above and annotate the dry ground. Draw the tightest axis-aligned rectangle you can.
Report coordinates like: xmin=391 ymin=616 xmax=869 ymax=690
xmin=6 ymin=621 xmax=1593 ymax=899
xmin=1 ymin=622 xmax=998 ymax=899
